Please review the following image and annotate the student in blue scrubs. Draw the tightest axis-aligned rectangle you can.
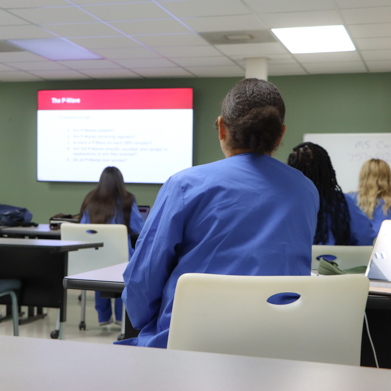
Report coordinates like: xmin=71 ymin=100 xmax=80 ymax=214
xmin=79 ymin=166 xmax=144 ymax=325
xmin=287 ymin=142 xmax=376 ymax=245
xmin=120 ymin=78 xmax=319 ymax=349
xmin=348 ymin=158 xmax=391 ymax=234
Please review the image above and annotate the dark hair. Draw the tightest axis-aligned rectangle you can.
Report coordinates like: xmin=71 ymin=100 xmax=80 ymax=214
xmin=287 ymin=142 xmax=351 ymax=245
xmin=79 ymin=166 xmax=135 ymax=233
xmin=220 ymin=78 xmax=286 ymax=155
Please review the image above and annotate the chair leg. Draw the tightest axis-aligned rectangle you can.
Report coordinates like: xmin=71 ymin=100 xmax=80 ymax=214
xmin=9 ymin=291 xmax=19 ymax=336
xmin=79 ymin=290 xmax=87 ymax=330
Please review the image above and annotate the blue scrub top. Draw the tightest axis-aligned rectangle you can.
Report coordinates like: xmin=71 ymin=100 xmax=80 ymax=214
xmin=120 ymin=153 xmax=319 ymax=349
xmin=80 ymin=201 xmax=144 ymax=257
xmin=347 ymin=192 xmax=391 ymax=235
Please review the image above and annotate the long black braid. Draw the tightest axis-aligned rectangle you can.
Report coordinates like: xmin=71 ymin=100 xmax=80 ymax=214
xmin=287 ymin=142 xmax=351 ymax=245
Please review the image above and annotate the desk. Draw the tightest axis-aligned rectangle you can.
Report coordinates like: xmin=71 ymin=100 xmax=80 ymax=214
xmin=1 ymin=335 xmax=391 ymax=391
xmin=63 ymin=263 xmax=138 ymax=339
xmin=0 ymin=238 xmax=103 ymax=337
xmin=0 ymin=224 xmax=60 ymax=239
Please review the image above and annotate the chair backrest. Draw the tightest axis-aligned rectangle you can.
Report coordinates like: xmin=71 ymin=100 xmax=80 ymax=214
xmin=311 ymin=245 xmax=373 ymax=271
xmin=167 ymin=273 xmax=369 ymax=366
xmin=61 ymin=223 xmax=129 ymax=275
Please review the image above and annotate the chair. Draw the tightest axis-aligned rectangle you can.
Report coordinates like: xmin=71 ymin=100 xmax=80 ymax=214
xmin=60 ymin=223 xmax=129 ymax=335
xmin=167 ymin=273 xmax=370 ymax=366
xmin=0 ymin=279 xmax=21 ymax=336
xmin=311 ymin=245 xmax=373 ymax=272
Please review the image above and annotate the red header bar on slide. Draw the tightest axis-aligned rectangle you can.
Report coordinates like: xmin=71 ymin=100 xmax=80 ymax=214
xmin=38 ymin=88 xmax=193 ymax=110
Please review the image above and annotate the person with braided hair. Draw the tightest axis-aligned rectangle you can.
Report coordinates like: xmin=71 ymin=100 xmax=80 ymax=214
xmin=118 ymin=78 xmax=319 ymax=349
xmin=287 ymin=142 xmax=375 ymax=245
xmin=348 ymin=159 xmax=391 ymax=234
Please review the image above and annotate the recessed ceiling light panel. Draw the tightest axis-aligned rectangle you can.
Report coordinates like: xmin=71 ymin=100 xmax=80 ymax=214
xmin=6 ymin=38 xmax=101 ymax=61
xmin=271 ymin=25 xmax=355 ymax=54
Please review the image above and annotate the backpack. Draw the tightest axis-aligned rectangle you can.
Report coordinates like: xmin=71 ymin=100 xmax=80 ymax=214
xmin=0 ymin=204 xmax=33 ymax=227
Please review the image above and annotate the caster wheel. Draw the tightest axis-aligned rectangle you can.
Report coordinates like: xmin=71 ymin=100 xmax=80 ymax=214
xmin=50 ymin=330 xmax=59 ymax=339
xmin=117 ymin=333 xmax=125 ymax=341
xmin=78 ymin=294 xmax=82 ymax=302
xmin=79 ymin=321 xmax=86 ymax=330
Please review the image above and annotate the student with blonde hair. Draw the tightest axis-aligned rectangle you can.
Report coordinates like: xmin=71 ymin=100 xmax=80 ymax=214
xmin=348 ymin=159 xmax=391 ymax=234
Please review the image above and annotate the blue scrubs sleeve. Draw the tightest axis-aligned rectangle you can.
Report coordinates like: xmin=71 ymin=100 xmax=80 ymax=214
xmin=130 ymin=201 xmax=145 ymax=234
xmin=122 ymin=177 xmax=185 ymax=330
xmin=345 ymin=195 xmax=376 ymax=245
xmin=79 ymin=211 xmax=89 ymax=224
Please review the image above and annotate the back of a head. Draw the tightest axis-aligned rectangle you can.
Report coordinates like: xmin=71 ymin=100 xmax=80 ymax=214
xmin=221 ymin=78 xmax=285 ymax=155
xmin=97 ymin=166 xmax=125 ymax=196
xmin=359 ymin=159 xmax=391 ymax=197
xmin=287 ymin=142 xmax=350 ymax=245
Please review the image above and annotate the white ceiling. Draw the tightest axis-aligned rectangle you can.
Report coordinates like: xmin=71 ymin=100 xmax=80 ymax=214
xmin=0 ymin=0 xmax=391 ymax=82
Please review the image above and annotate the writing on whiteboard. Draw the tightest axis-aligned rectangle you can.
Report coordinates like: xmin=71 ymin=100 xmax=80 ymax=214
xmin=346 ymin=139 xmax=391 ymax=162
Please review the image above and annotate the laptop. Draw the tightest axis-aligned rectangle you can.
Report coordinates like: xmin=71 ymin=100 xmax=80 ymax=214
xmin=365 ymin=220 xmax=391 ymax=294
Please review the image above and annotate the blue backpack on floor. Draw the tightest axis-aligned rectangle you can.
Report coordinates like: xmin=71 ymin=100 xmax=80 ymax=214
xmin=0 ymin=204 xmax=33 ymax=227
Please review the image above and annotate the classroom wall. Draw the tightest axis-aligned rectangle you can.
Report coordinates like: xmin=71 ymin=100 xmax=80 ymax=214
xmin=1 ymin=72 xmax=391 ymax=223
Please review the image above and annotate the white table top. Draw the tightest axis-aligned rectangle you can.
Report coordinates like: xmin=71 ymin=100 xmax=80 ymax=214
xmin=1 ymin=336 xmax=391 ymax=391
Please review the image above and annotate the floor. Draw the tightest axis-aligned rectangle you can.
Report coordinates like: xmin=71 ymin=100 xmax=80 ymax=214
xmin=0 ymin=290 xmax=123 ymax=344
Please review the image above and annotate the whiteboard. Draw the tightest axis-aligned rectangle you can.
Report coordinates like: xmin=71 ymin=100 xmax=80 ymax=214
xmin=303 ymin=133 xmax=391 ymax=193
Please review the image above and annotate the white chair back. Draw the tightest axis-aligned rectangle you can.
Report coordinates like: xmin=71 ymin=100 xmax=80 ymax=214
xmin=312 ymin=245 xmax=373 ymax=271
xmin=167 ymin=273 xmax=369 ymax=366
xmin=61 ymin=224 xmax=128 ymax=275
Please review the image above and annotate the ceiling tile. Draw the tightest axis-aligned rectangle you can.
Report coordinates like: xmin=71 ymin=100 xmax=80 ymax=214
xmin=182 ymin=15 xmax=265 ymax=33
xmin=0 ymin=71 xmax=43 ymax=81
xmin=303 ymin=61 xmax=367 ymax=74
xmin=159 ymin=0 xmax=250 ymax=18
xmin=243 ymin=0 xmax=335 ymax=13
xmin=76 ymin=68 xmax=141 ymax=79
xmin=268 ymin=63 xmax=307 ymax=76
xmin=348 ymin=23 xmax=391 ymax=38
xmin=129 ymin=67 xmax=193 ymax=77
xmin=0 ymin=25 xmax=55 ymax=39
xmin=355 ymin=37 xmax=391 ymax=50
xmin=184 ymin=65 xmax=244 ymax=77
xmin=82 ymin=3 xmax=170 ymax=21
xmin=366 ymin=60 xmax=391 ymax=72
xmin=341 ymin=7 xmax=391 ymax=24
xmin=43 ymin=23 xmax=121 ymax=38
xmin=231 ymin=53 xmax=294 ymax=61
xmin=171 ymin=56 xmax=235 ymax=67
xmin=91 ymin=46 xmax=161 ymax=59
xmin=10 ymin=7 xmax=97 ymax=24
xmin=335 ymin=0 xmax=391 ymax=8
xmin=361 ymin=49 xmax=391 ymax=61
xmin=57 ymin=59 xmax=122 ymax=69
xmin=0 ymin=0 xmax=68 ymax=7
xmin=135 ymin=34 xmax=208 ymax=47
xmin=112 ymin=19 xmax=191 ymax=35
xmin=29 ymin=70 xmax=91 ymax=79
xmin=0 ymin=63 xmax=16 ymax=71
xmin=0 ymin=9 xmax=29 ymax=26
xmin=6 ymin=61 xmax=68 ymax=71
xmin=116 ymin=58 xmax=177 ymax=68
xmin=69 ymin=37 xmax=140 ymax=49
xmin=293 ymin=51 xmax=361 ymax=63
xmin=155 ymin=45 xmax=222 ymax=57
xmin=71 ymin=0 xmax=150 ymax=4
xmin=216 ymin=42 xmax=288 ymax=56
xmin=260 ymin=10 xmax=343 ymax=29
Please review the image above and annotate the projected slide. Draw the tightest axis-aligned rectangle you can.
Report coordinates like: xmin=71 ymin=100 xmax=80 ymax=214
xmin=37 ymin=88 xmax=193 ymax=183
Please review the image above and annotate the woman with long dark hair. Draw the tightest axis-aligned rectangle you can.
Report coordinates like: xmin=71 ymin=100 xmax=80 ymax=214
xmin=119 ymin=78 xmax=319 ymax=349
xmin=348 ymin=158 xmax=391 ymax=234
xmin=287 ymin=142 xmax=375 ymax=245
xmin=79 ymin=166 xmax=144 ymax=325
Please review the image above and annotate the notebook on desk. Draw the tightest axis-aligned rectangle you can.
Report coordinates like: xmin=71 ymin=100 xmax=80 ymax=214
xmin=366 ymin=220 xmax=391 ymax=295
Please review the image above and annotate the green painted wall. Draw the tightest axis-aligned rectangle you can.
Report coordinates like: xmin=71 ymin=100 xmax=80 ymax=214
xmin=1 ymin=73 xmax=391 ymax=223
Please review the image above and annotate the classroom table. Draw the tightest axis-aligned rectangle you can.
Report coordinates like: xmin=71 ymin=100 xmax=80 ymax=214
xmin=0 ymin=224 xmax=60 ymax=239
xmin=1 ymin=335 xmax=391 ymax=391
xmin=0 ymin=238 xmax=103 ymax=338
xmin=63 ymin=263 xmax=139 ymax=339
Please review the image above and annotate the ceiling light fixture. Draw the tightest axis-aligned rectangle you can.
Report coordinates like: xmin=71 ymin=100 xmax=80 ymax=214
xmin=6 ymin=38 xmax=101 ymax=61
xmin=271 ymin=25 xmax=355 ymax=54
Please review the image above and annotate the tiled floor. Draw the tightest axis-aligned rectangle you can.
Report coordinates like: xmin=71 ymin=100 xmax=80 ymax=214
xmin=0 ymin=290 xmax=122 ymax=345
